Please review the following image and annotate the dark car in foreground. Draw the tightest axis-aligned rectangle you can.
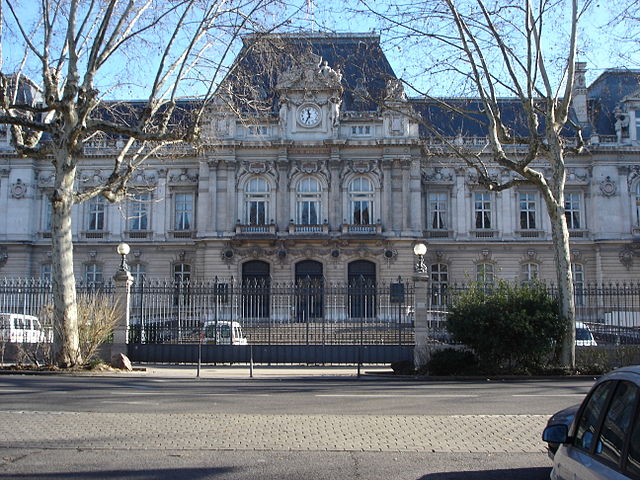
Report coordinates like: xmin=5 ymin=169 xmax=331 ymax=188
xmin=543 ymin=365 xmax=640 ymax=479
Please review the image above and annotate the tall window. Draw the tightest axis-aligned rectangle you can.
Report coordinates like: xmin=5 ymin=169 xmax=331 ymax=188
xmin=572 ymin=263 xmax=585 ymax=307
xmin=87 ymin=196 xmax=105 ymax=231
xmin=129 ymin=193 xmax=149 ymax=231
xmin=296 ymin=177 xmax=321 ymax=225
xmin=636 ymin=183 xmax=640 ymax=226
xmin=430 ymin=263 xmax=448 ymax=307
xmin=521 ymin=263 xmax=539 ymax=284
xmin=85 ymin=263 xmax=103 ymax=286
xmin=565 ymin=193 xmax=582 ymax=229
xmin=245 ymin=177 xmax=270 ymax=225
xmin=130 ymin=263 xmax=146 ymax=285
xmin=40 ymin=264 xmax=51 ymax=283
xmin=636 ymin=110 xmax=640 ymax=140
xmin=349 ymin=177 xmax=374 ymax=225
xmin=174 ymin=193 xmax=193 ymax=231
xmin=519 ymin=193 xmax=537 ymax=229
xmin=428 ymin=192 xmax=448 ymax=230
xmin=476 ymin=263 xmax=495 ymax=287
xmin=42 ymin=199 xmax=52 ymax=231
xmin=174 ymin=263 xmax=191 ymax=284
xmin=474 ymin=193 xmax=492 ymax=229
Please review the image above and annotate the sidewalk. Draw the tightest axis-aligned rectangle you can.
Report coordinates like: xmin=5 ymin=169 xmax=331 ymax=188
xmin=131 ymin=364 xmax=393 ymax=379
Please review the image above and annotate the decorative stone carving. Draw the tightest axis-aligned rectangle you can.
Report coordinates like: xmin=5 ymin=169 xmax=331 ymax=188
xmin=628 ymin=165 xmax=640 ymax=189
xmin=168 ymin=169 xmax=198 ymax=184
xmin=10 ymin=178 xmax=28 ymax=199
xmin=599 ymin=176 xmax=617 ymax=196
xmin=276 ymin=51 xmax=343 ymax=93
xmin=131 ymin=171 xmax=158 ymax=186
xmin=422 ymin=168 xmax=454 ymax=183
xmin=37 ymin=171 xmax=55 ymax=187
xmin=385 ymin=79 xmax=406 ymax=102
xmin=80 ymin=169 xmax=106 ymax=185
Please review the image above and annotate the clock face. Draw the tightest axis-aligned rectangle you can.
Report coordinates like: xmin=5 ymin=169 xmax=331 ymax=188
xmin=298 ymin=105 xmax=321 ymax=127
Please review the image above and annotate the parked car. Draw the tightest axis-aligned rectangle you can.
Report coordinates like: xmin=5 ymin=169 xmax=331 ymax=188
xmin=203 ymin=321 xmax=247 ymax=345
xmin=0 ymin=313 xmax=51 ymax=343
xmin=543 ymin=365 xmax=640 ymax=479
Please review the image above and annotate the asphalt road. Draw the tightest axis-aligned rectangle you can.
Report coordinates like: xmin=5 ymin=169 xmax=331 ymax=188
xmin=0 ymin=374 xmax=596 ymax=479
xmin=0 ymin=375 xmax=593 ymax=415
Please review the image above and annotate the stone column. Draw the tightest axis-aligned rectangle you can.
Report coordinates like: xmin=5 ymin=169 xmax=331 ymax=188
xmin=111 ymin=267 xmax=133 ymax=359
xmin=413 ymin=270 xmax=430 ymax=369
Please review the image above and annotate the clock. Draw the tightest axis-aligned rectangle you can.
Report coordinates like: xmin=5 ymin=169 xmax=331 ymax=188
xmin=297 ymin=104 xmax=321 ymax=127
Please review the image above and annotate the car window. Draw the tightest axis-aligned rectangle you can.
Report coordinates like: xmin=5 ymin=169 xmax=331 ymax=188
xmin=574 ymin=380 xmax=616 ymax=451
xmin=594 ymin=381 xmax=639 ymax=468
xmin=627 ymin=404 xmax=640 ymax=477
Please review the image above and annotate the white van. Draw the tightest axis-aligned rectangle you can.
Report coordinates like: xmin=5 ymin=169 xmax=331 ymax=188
xmin=0 ymin=313 xmax=51 ymax=343
xmin=203 ymin=321 xmax=247 ymax=345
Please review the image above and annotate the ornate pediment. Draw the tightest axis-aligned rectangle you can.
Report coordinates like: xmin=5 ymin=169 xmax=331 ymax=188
xmin=276 ymin=51 xmax=343 ymax=93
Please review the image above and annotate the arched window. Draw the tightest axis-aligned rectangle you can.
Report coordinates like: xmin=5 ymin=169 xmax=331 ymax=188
xmin=245 ymin=177 xmax=270 ymax=225
xmin=297 ymin=177 xmax=321 ymax=225
xmin=430 ymin=263 xmax=448 ymax=307
xmin=349 ymin=177 xmax=374 ymax=225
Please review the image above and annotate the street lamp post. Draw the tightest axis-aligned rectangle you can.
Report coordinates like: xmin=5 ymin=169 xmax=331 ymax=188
xmin=413 ymin=243 xmax=428 ymax=273
xmin=112 ymin=242 xmax=133 ymax=365
xmin=412 ymin=242 xmax=430 ymax=370
xmin=117 ymin=242 xmax=130 ymax=272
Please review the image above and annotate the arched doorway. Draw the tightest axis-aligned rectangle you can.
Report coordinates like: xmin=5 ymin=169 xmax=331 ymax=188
xmin=348 ymin=260 xmax=376 ymax=319
xmin=295 ymin=260 xmax=324 ymax=320
xmin=242 ymin=260 xmax=270 ymax=318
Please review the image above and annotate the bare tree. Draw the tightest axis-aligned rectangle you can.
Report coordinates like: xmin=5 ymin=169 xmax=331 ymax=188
xmin=0 ymin=0 xmax=291 ymax=367
xmin=357 ymin=0 xmax=605 ymax=369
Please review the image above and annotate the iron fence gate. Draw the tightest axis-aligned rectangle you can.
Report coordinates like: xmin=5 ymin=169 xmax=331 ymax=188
xmin=127 ymin=278 xmax=415 ymax=364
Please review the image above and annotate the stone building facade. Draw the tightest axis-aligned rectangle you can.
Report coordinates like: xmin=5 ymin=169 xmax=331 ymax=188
xmin=0 ymin=33 xmax=639 ymax=294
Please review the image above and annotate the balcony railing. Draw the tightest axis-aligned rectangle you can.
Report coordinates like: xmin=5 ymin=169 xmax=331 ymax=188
xmin=288 ymin=223 xmax=329 ymax=234
xmin=341 ymin=223 xmax=382 ymax=235
xmin=235 ymin=223 xmax=277 ymax=235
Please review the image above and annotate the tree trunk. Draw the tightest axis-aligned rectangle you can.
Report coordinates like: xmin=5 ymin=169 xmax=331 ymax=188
xmin=50 ymin=152 xmax=81 ymax=367
xmin=547 ymin=198 xmax=576 ymax=370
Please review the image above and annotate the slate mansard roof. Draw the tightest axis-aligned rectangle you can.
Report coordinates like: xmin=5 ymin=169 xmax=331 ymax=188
xmin=215 ymin=33 xmax=638 ymax=141
xmin=221 ymin=33 xmax=398 ymax=113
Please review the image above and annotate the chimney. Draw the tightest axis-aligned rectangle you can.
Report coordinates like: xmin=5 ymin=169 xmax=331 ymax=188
xmin=572 ymin=62 xmax=588 ymax=124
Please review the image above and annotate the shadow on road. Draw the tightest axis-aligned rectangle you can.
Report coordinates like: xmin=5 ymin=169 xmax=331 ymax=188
xmin=0 ymin=467 xmax=234 ymax=479
xmin=420 ymin=467 xmax=551 ymax=480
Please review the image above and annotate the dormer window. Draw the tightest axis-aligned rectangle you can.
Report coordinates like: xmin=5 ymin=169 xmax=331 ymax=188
xmin=351 ymin=125 xmax=371 ymax=137
xmin=248 ymin=125 xmax=268 ymax=137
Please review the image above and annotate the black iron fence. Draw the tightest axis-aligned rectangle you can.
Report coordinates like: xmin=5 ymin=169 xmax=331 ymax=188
xmin=129 ymin=278 xmax=415 ymax=346
xmin=2 ymin=278 xmax=640 ymax=348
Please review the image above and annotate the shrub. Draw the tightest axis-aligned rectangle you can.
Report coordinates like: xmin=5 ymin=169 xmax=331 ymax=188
xmin=426 ymin=348 xmax=479 ymax=376
xmin=40 ymin=292 xmax=120 ymax=366
xmin=446 ymin=281 xmax=566 ymax=374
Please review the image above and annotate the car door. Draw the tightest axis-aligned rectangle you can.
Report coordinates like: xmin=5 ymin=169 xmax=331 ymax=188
xmin=554 ymin=379 xmax=639 ymax=480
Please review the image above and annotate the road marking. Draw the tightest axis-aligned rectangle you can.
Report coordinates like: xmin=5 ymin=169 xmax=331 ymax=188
xmin=315 ymin=394 xmax=479 ymax=398
xmin=101 ymin=401 xmax=160 ymax=405
xmin=512 ymin=394 xmax=585 ymax=397
xmin=110 ymin=391 xmax=272 ymax=397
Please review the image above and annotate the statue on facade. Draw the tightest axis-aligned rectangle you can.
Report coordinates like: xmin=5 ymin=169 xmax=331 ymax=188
xmin=385 ymin=78 xmax=406 ymax=101
xmin=614 ymin=107 xmax=630 ymax=143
